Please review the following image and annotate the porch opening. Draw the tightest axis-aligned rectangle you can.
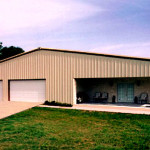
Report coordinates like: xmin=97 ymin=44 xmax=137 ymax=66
xmin=75 ymin=78 xmax=150 ymax=104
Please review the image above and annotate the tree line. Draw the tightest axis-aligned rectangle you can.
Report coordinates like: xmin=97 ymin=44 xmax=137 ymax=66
xmin=0 ymin=42 xmax=24 ymax=60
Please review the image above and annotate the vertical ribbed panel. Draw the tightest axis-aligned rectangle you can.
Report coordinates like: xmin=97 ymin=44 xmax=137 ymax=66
xmin=0 ymin=50 xmax=150 ymax=103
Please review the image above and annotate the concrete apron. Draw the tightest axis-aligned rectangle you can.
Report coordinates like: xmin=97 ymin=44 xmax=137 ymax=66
xmin=39 ymin=104 xmax=150 ymax=115
xmin=0 ymin=101 xmax=42 ymax=119
xmin=0 ymin=102 xmax=149 ymax=119
xmin=73 ymin=104 xmax=150 ymax=115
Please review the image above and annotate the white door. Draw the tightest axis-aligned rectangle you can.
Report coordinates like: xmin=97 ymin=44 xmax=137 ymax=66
xmin=0 ymin=81 xmax=2 ymax=101
xmin=10 ymin=80 xmax=46 ymax=102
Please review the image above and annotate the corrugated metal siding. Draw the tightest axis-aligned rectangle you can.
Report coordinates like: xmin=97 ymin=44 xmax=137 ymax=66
xmin=0 ymin=50 xmax=150 ymax=104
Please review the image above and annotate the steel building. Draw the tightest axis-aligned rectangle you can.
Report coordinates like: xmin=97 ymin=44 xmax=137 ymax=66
xmin=0 ymin=48 xmax=150 ymax=104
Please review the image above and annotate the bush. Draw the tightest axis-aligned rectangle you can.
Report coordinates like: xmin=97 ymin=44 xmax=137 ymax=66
xmin=43 ymin=101 xmax=72 ymax=107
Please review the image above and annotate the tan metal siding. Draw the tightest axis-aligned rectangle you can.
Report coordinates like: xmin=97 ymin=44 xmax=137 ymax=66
xmin=0 ymin=50 xmax=150 ymax=104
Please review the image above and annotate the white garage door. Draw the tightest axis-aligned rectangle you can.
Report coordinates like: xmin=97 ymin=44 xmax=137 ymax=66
xmin=10 ymin=80 xmax=46 ymax=102
xmin=0 ymin=81 xmax=2 ymax=101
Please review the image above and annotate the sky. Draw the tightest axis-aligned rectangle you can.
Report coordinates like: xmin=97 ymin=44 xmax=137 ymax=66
xmin=0 ymin=0 xmax=150 ymax=57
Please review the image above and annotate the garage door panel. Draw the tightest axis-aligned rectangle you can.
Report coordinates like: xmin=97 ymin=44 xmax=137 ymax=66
xmin=10 ymin=80 xmax=46 ymax=102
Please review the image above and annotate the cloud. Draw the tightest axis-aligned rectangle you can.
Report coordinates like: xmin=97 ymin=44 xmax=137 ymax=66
xmin=91 ymin=42 xmax=150 ymax=57
xmin=0 ymin=0 xmax=102 ymax=35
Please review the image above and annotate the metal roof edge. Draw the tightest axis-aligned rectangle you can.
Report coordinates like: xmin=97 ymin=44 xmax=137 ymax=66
xmin=0 ymin=47 xmax=150 ymax=63
xmin=41 ymin=47 xmax=150 ymax=61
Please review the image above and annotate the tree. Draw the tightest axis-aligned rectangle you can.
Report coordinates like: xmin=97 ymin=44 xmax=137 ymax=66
xmin=0 ymin=42 xmax=2 ymax=50
xmin=0 ymin=42 xmax=24 ymax=60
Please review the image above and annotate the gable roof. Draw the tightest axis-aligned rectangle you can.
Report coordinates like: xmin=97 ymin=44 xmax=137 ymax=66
xmin=0 ymin=47 xmax=150 ymax=63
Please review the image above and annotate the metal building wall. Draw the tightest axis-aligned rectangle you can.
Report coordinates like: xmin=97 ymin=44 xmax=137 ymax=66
xmin=0 ymin=49 xmax=150 ymax=104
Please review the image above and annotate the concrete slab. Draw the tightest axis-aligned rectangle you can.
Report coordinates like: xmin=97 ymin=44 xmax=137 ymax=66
xmin=39 ymin=104 xmax=150 ymax=115
xmin=0 ymin=101 xmax=41 ymax=119
xmin=1 ymin=102 xmax=149 ymax=119
xmin=73 ymin=104 xmax=150 ymax=115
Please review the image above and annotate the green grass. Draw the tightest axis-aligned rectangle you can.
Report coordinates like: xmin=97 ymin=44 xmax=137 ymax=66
xmin=0 ymin=107 xmax=149 ymax=150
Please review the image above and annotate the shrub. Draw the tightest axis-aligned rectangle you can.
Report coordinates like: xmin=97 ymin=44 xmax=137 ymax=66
xmin=43 ymin=101 xmax=72 ymax=107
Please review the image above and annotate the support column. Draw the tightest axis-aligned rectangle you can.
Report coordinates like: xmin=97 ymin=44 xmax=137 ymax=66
xmin=2 ymin=79 xmax=9 ymax=101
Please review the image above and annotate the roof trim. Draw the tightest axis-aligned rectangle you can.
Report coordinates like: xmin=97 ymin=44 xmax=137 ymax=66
xmin=0 ymin=47 xmax=150 ymax=63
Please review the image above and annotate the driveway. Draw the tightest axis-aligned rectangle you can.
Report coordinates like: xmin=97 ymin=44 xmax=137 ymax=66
xmin=1 ymin=102 xmax=150 ymax=119
xmin=0 ymin=101 xmax=41 ymax=119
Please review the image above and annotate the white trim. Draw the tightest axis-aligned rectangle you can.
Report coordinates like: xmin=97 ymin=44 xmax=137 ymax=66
xmin=73 ymin=79 xmax=77 ymax=105
xmin=0 ymin=81 xmax=2 ymax=101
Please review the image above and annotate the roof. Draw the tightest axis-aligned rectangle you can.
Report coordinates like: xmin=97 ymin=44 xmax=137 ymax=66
xmin=0 ymin=47 xmax=150 ymax=63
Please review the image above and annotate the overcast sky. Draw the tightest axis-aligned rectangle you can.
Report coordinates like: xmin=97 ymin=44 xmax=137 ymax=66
xmin=0 ymin=0 xmax=150 ymax=57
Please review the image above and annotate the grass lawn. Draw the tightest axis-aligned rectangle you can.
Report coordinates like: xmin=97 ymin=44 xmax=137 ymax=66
xmin=0 ymin=107 xmax=150 ymax=150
